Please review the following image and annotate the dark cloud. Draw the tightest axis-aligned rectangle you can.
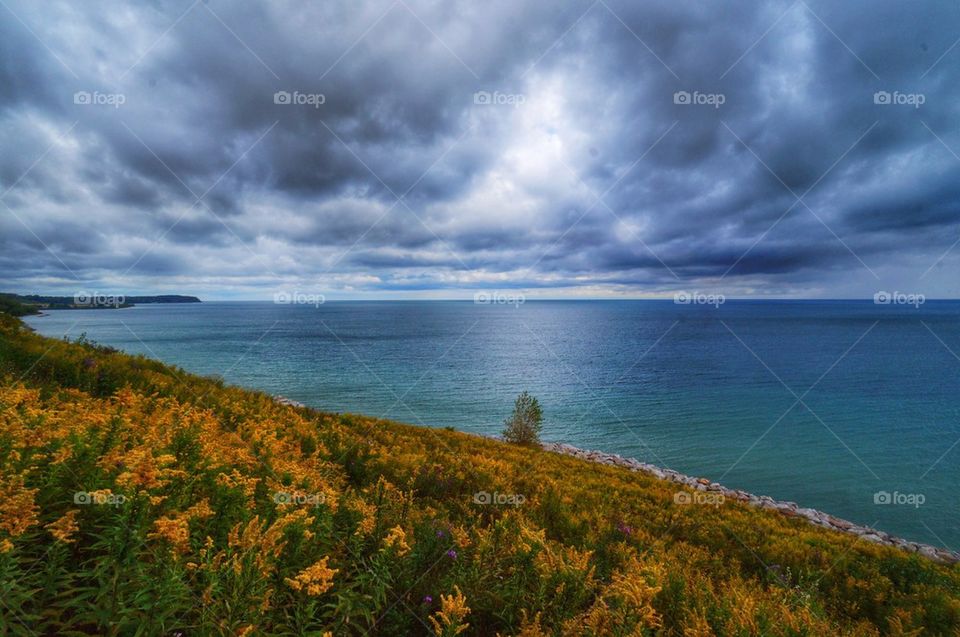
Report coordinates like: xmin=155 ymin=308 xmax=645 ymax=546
xmin=1 ymin=0 xmax=959 ymax=298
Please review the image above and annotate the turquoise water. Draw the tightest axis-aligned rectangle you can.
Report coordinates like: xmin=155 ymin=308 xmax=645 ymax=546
xmin=24 ymin=300 xmax=960 ymax=548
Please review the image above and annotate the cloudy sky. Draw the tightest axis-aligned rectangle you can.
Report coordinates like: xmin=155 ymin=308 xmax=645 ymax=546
xmin=1 ymin=0 xmax=959 ymax=299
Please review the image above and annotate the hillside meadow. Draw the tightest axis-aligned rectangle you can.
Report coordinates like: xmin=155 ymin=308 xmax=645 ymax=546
xmin=0 ymin=312 xmax=958 ymax=636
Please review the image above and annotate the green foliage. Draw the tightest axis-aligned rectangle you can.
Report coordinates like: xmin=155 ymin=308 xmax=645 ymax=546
xmin=502 ymin=391 xmax=544 ymax=446
xmin=0 ymin=294 xmax=40 ymax=317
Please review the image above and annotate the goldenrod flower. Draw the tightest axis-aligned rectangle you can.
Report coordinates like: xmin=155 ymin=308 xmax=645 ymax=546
xmin=284 ymin=557 xmax=338 ymax=596
xmin=349 ymin=496 xmax=376 ymax=536
xmin=149 ymin=516 xmax=191 ymax=554
xmin=0 ymin=476 xmax=39 ymax=538
xmin=428 ymin=586 xmax=470 ymax=636
xmin=183 ymin=498 xmax=214 ymax=520
xmin=383 ymin=525 xmax=411 ymax=556
xmin=45 ymin=509 xmax=80 ymax=544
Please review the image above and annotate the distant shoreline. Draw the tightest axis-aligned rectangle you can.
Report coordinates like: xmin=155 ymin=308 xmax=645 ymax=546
xmin=0 ymin=293 xmax=201 ymax=315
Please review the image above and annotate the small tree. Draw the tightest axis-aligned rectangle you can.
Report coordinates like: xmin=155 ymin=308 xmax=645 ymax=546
xmin=502 ymin=391 xmax=543 ymax=445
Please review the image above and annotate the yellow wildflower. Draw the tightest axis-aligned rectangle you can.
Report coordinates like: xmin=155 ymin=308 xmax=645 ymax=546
xmin=534 ymin=544 xmax=594 ymax=580
xmin=149 ymin=516 xmax=191 ymax=554
xmin=184 ymin=498 xmax=214 ymax=520
xmin=681 ymin=612 xmax=714 ymax=636
xmin=51 ymin=446 xmax=72 ymax=465
xmin=517 ymin=522 xmax=546 ymax=554
xmin=45 ymin=509 xmax=81 ymax=544
xmin=116 ymin=447 xmax=182 ymax=491
xmin=0 ymin=476 xmax=39 ymax=538
xmin=284 ymin=557 xmax=338 ymax=596
xmin=429 ymin=586 xmax=471 ymax=636
xmin=216 ymin=469 xmax=260 ymax=499
xmin=383 ymin=525 xmax=411 ymax=556
xmin=350 ymin=496 xmax=377 ymax=536
xmin=226 ymin=510 xmax=315 ymax=575
xmin=450 ymin=525 xmax=471 ymax=549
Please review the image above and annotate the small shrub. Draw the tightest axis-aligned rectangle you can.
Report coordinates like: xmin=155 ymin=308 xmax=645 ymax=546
xmin=502 ymin=391 xmax=543 ymax=445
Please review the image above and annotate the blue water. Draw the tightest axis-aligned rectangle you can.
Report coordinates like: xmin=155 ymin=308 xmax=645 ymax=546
xmin=24 ymin=300 xmax=960 ymax=548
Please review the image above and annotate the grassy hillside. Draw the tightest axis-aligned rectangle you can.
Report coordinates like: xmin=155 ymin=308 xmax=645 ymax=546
xmin=0 ymin=312 xmax=958 ymax=636
xmin=0 ymin=295 xmax=40 ymax=317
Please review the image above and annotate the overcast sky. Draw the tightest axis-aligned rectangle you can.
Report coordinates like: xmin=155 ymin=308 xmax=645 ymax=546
xmin=1 ymin=0 xmax=959 ymax=299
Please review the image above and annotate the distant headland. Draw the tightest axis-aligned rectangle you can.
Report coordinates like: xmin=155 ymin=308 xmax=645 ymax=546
xmin=0 ymin=293 xmax=201 ymax=316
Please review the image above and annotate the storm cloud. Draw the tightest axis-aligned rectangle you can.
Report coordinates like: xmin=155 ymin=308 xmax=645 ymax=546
xmin=1 ymin=0 xmax=959 ymax=298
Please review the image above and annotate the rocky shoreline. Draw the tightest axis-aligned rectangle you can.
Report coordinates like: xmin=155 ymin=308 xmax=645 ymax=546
xmin=272 ymin=391 xmax=957 ymax=565
xmin=274 ymin=395 xmax=306 ymax=408
xmin=541 ymin=441 xmax=959 ymax=564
